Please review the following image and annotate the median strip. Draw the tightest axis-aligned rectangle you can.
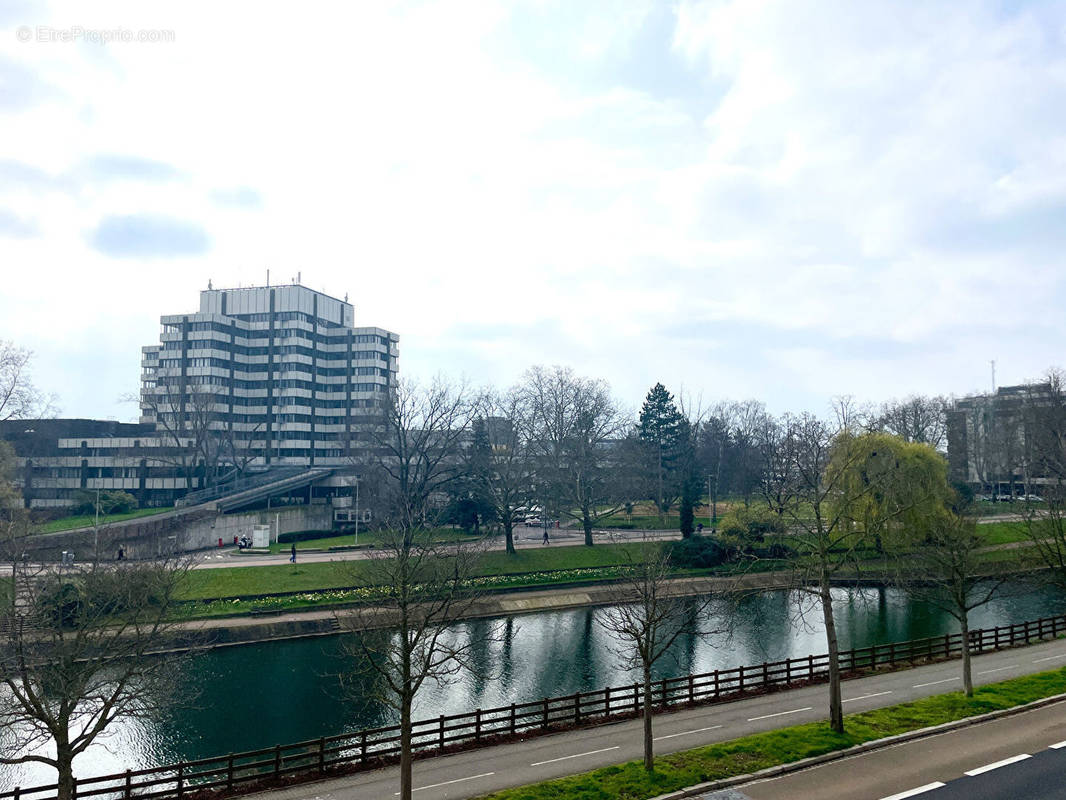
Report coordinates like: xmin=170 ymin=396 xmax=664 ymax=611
xmin=530 ymin=746 xmax=619 ymax=766
xmin=963 ymin=753 xmax=1030 ymax=776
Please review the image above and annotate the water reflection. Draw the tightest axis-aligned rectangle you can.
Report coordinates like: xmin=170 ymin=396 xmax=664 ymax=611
xmin=3 ymin=582 xmax=1064 ymax=789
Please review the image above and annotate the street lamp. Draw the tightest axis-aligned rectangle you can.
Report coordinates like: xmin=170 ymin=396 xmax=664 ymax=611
xmin=352 ymin=476 xmax=361 ymax=547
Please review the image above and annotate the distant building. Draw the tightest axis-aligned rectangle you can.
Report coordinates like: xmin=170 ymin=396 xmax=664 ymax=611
xmin=946 ymin=382 xmax=1057 ymax=496
xmin=5 ymin=282 xmax=399 ymax=509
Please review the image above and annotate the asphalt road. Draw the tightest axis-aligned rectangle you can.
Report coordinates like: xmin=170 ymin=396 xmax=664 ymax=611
xmin=244 ymin=635 xmax=1066 ymax=800
xmin=734 ymin=699 xmax=1066 ymax=800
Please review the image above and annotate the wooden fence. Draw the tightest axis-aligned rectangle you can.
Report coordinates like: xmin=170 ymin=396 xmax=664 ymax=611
xmin=6 ymin=612 xmax=1066 ymax=800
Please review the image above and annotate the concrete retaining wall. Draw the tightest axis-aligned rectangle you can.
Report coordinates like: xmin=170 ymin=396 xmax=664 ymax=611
xmin=20 ymin=505 xmax=334 ymax=562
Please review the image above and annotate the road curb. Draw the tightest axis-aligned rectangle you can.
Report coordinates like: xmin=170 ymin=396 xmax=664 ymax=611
xmin=649 ymin=691 xmax=1066 ymax=800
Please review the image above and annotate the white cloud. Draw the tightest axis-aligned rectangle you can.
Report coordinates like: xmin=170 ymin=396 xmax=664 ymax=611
xmin=0 ymin=0 xmax=1064 ymax=420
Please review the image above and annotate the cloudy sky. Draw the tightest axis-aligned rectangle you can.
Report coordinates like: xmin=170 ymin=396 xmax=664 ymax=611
xmin=1 ymin=0 xmax=1064 ymax=421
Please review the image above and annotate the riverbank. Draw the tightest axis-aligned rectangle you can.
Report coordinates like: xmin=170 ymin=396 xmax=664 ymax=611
xmin=166 ymin=571 xmax=796 ymax=649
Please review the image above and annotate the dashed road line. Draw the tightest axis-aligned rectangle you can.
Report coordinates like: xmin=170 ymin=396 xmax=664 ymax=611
xmin=844 ymin=691 xmax=893 ymax=703
xmin=748 ymin=707 xmax=812 ymax=722
xmin=913 ymin=677 xmax=958 ymax=689
xmin=1050 ymin=740 xmax=1066 ymax=749
xmin=1033 ymin=653 xmax=1066 ymax=663
xmin=879 ymin=782 xmax=946 ymax=800
xmin=396 ymin=772 xmax=495 ymax=795
xmin=977 ymin=665 xmax=1016 ymax=675
xmin=964 ymin=753 xmax=1031 ymax=776
xmin=655 ymin=724 xmax=723 ymax=741
xmin=531 ymin=746 xmax=619 ymax=767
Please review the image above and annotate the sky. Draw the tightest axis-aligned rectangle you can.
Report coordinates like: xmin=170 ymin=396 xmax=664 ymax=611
xmin=1 ymin=0 xmax=1065 ymax=422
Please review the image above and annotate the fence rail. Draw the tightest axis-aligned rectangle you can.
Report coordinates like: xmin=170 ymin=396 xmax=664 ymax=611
xmin=6 ymin=611 xmax=1066 ymax=800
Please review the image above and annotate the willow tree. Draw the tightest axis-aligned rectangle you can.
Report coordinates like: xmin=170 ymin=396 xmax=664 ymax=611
xmin=765 ymin=421 xmax=945 ymax=733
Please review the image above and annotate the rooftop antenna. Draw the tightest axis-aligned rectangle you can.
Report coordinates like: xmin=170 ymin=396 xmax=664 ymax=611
xmin=991 ymin=359 xmax=996 ymax=393
xmin=207 ymin=279 xmax=212 ymax=290
xmin=266 ymin=269 xmax=270 ymax=288
xmin=297 ymin=271 xmax=301 ymax=284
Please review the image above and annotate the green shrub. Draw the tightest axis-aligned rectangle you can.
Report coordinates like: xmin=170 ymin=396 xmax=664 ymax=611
xmin=667 ymin=535 xmax=728 ymax=568
xmin=277 ymin=529 xmax=336 ymax=544
xmin=70 ymin=490 xmax=138 ymax=516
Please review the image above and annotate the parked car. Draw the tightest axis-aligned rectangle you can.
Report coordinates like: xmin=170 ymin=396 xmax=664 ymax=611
xmin=1024 ymin=494 xmax=1045 ymax=502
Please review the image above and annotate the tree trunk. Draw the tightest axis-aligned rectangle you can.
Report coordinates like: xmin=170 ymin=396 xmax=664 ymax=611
xmin=583 ymin=508 xmax=594 ymax=547
xmin=642 ymin=664 xmax=654 ymax=771
xmin=56 ymin=743 xmax=75 ymax=800
xmin=504 ymin=519 xmax=516 ymax=555
xmin=820 ymin=580 xmax=844 ymax=733
xmin=399 ymin=691 xmax=413 ymax=800
xmin=960 ymin=611 xmax=974 ymax=697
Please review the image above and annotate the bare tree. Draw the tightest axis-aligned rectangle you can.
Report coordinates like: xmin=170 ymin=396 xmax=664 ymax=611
xmin=339 ymin=528 xmax=493 ymax=800
xmin=0 ymin=341 xmax=56 ymax=420
xmin=522 ymin=366 xmax=631 ymax=546
xmin=887 ymin=510 xmax=1014 ymax=696
xmin=596 ymin=541 xmax=716 ymax=770
xmin=370 ymin=376 xmax=475 ymax=536
xmin=0 ymin=542 xmax=193 ymax=800
xmin=476 ymin=388 xmax=535 ymax=554
xmin=874 ymin=395 xmax=949 ymax=451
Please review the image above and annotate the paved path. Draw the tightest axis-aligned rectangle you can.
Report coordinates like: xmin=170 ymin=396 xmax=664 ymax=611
xmin=734 ymin=698 xmax=1066 ymax=800
xmin=240 ymin=636 xmax=1066 ymax=800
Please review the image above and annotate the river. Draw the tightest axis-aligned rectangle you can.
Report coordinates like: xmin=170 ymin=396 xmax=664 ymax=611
xmin=3 ymin=581 xmax=1064 ymax=789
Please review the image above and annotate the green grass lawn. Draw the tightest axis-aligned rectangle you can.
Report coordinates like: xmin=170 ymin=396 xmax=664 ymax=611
xmin=472 ymin=667 xmax=1066 ymax=800
xmin=37 ymin=506 xmax=173 ymax=533
xmin=978 ymin=520 xmax=1030 ymax=546
xmin=179 ymin=541 xmax=664 ymax=603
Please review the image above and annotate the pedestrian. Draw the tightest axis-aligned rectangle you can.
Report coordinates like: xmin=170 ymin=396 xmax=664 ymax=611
xmin=290 ymin=542 xmax=297 ymax=563
xmin=116 ymin=546 xmax=125 ymax=561
xmin=542 ymin=528 xmax=549 ymax=545
xmin=697 ymin=522 xmax=704 ymax=535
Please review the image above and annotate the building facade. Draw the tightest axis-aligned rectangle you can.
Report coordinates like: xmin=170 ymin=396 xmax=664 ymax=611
xmin=7 ymin=282 xmax=399 ymax=509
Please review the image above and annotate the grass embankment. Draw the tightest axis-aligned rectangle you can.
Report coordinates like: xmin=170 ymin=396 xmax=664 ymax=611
xmin=472 ymin=667 xmax=1066 ymax=800
xmin=264 ymin=528 xmax=472 ymax=554
xmin=176 ymin=542 xmax=696 ymax=617
xmin=37 ymin=507 xmax=173 ymax=533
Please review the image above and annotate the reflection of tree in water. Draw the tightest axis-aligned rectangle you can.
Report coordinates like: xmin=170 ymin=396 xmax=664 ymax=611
xmin=458 ymin=617 xmax=499 ymax=708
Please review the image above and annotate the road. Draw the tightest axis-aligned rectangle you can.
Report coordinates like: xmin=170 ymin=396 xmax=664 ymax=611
xmin=244 ymin=634 xmax=1066 ymax=800
xmin=733 ymin=699 xmax=1066 ymax=800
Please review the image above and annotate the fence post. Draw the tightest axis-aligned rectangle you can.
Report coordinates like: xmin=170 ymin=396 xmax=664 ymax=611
xmin=944 ymin=632 xmax=950 ymax=658
xmin=439 ymin=715 xmax=446 ymax=752
xmin=604 ymin=686 xmax=611 ymax=717
xmin=738 ymin=664 xmax=744 ymax=694
xmin=360 ymin=731 xmax=367 ymax=764
xmin=475 ymin=709 xmax=482 ymax=741
xmin=785 ymin=658 xmax=792 ymax=685
xmin=870 ymin=644 xmax=876 ymax=669
xmin=714 ymin=670 xmax=720 ymax=698
xmin=633 ymin=682 xmax=640 ymax=713
xmin=125 ymin=770 xmax=132 ymax=800
xmin=543 ymin=697 xmax=549 ymax=730
xmin=762 ymin=661 xmax=768 ymax=688
xmin=177 ymin=763 xmax=184 ymax=798
xmin=274 ymin=745 xmax=281 ymax=778
xmin=227 ymin=754 xmax=234 ymax=791
xmin=71 ymin=779 xmax=77 ymax=800
xmin=808 ymin=654 xmax=814 ymax=680
xmin=319 ymin=736 xmax=326 ymax=773
xmin=661 ymin=679 xmax=668 ymax=708
xmin=688 ymin=674 xmax=695 ymax=703
xmin=510 ymin=703 xmax=517 ymax=734
xmin=13 ymin=788 xmax=18 ymax=800
xmin=574 ymin=693 xmax=581 ymax=724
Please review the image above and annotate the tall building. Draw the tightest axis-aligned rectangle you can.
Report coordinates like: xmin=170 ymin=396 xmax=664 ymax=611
xmin=7 ymin=282 xmax=398 ymax=509
xmin=140 ymin=282 xmax=399 ymax=468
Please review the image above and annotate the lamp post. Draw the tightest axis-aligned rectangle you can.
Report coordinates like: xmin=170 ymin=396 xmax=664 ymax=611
xmin=353 ymin=476 xmax=361 ymax=547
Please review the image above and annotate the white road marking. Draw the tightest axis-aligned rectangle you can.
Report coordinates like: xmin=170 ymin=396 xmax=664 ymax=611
xmin=654 ymin=724 xmax=723 ymax=741
xmin=964 ymin=753 xmax=1031 ymax=776
xmin=844 ymin=691 xmax=893 ymax=703
xmin=748 ymin=706 xmax=813 ymax=722
xmin=396 ymin=772 xmax=495 ymax=795
xmin=530 ymin=746 xmax=619 ymax=766
xmin=977 ymin=665 xmax=1016 ymax=675
xmin=1050 ymin=740 xmax=1066 ymax=749
xmin=913 ymin=677 xmax=958 ymax=688
xmin=1034 ymin=653 xmax=1066 ymax=663
xmin=879 ymin=783 xmax=947 ymax=800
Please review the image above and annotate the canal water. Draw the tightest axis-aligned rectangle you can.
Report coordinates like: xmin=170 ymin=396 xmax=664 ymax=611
xmin=3 ymin=582 xmax=1064 ymax=788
